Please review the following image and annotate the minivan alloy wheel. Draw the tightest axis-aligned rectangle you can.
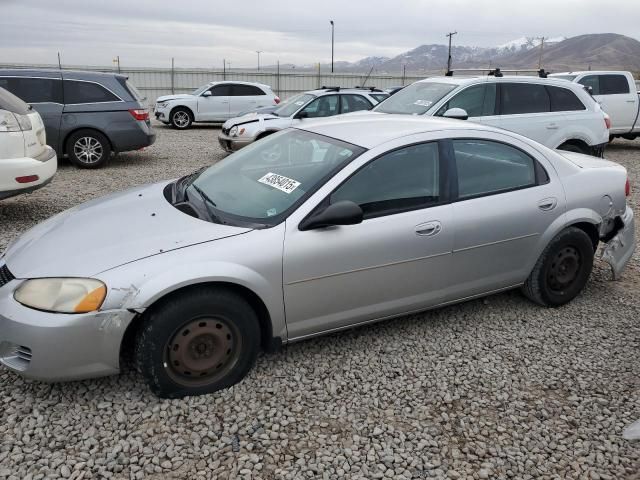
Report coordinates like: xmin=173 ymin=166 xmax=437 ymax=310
xmin=74 ymin=136 xmax=103 ymax=164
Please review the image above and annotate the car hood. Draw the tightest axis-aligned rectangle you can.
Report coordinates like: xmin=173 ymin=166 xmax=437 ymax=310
xmin=223 ymin=113 xmax=281 ymax=129
xmin=4 ymin=182 xmax=252 ymax=279
xmin=156 ymin=94 xmax=193 ymax=102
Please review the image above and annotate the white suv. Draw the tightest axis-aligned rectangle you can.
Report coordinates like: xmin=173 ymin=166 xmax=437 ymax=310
xmin=218 ymin=87 xmax=388 ymax=152
xmin=154 ymin=81 xmax=280 ymax=129
xmin=373 ymin=76 xmax=610 ymax=156
xmin=0 ymin=87 xmax=56 ymax=200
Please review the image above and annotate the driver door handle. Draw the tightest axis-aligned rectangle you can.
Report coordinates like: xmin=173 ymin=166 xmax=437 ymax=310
xmin=415 ymin=221 xmax=442 ymax=236
xmin=538 ymin=197 xmax=558 ymax=211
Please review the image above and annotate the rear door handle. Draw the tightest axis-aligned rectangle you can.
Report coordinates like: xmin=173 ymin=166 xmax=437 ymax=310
xmin=546 ymin=123 xmax=559 ymax=130
xmin=626 ymin=100 xmax=636 ymax=103
xmin=538 ymin=197 xmax=558 ymax=211
xmin=415 ymin=221 xmax=442 ymax=236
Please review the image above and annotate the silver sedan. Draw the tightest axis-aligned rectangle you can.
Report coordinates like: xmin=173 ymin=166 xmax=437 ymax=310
xmin=0 ymin=116 xmax=635 ymax=398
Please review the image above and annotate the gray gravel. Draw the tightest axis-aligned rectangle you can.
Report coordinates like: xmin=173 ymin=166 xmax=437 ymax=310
xmin=1 ymin=123 xmax=639 ymax=479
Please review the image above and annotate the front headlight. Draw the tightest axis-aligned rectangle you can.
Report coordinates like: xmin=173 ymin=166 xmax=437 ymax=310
xmin=14 ymin=278 xmax=107 ymax=313
xmin=229 ymin=125 xmax=238 ymax=137
xmin=156 ymin=102 xmax=168 ymax=108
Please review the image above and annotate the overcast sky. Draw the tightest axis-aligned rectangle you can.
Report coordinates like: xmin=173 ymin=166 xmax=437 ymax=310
xmin=1 ymin=0 xmax=638 ymax=68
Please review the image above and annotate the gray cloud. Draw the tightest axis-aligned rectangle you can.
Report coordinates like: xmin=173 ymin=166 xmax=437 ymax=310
xmin=1 ymin=0 xmax=638 ymax=67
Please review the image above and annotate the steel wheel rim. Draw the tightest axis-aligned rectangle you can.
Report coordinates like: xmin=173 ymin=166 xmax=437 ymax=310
xmin=73 ymin=136 xmax=103 ymax=164
xmin=173 ymin=111 xmax=190 ymax=128
xmin=547 ymin=246 xmax=581 ymax=292
xmin=164 ymin=316 xmax=241 ymax=387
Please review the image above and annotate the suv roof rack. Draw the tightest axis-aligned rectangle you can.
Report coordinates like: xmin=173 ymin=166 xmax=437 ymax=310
xmin=445 ymin=68 xmax=551 ymax=78
xmin=353 ymin=86 xmax=384 ymax=92
xmin=320 ymin=86 xmax=341 ymax=92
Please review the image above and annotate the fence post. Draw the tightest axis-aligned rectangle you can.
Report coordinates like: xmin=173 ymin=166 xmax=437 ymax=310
xmin=317 ymin=62 xmax=321 ymax=89
xmin=277 ymin=60 xmax=280 ymax=97
xmin=171 ymin=58 xmax=175 ymax=95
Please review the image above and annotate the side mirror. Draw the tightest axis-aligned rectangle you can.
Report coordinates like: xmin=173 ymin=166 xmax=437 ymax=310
xmin=202 ymin=91 xmax=213 ymax=97
xmin=299 ymin=201 xmax=364 ymax=231
xmin=296 ymin=110 xmax=309 ymax=119
xmin=443 ymin=108 xmax=468 ymax=120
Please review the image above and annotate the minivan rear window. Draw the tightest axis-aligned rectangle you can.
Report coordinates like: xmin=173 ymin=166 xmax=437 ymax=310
xmin=64 ymin=80 xmax=121 ymax=104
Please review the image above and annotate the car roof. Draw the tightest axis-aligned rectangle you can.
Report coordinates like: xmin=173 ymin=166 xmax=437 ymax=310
xmin=208 ymin=80 xmax=272 ymax=89
xmin=415 ymin=75 xmax=587 ymax=89
xmin=550 ymin=71 xmax=630 ymax=76
xmin=297 ymin=113 xmax=503 ymax=149
xmin=0 ymin=68 xmax=127 ymax=82
xmin=307 ymin=88 xmax=387 ymax=95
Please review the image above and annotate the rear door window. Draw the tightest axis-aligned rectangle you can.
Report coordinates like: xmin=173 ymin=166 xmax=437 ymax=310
xmin=453 ymin=139 xmax=537 ymax=199
xmin=600 ymin=75 xmax=630 ymax=95
xmin=231 ymin=84 xmax=266 ymax=96
xmin=340 ymin=94 xmax=373 ymax=113
xmin=63 ymin=80 xmax=120 ymax=104
xmin=500 ymin=83 xmax=550 ymax=114
xmin=547 ymin=86 xmax=585 ymax=111
xmin=436 ymin=83 xmax=496 ymax=117
xmin=0 ymin=77 xmax=63 ymax=103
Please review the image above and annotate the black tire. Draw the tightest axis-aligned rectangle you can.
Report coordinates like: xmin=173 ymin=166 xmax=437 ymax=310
xmin=135 ymin=286 xmax=260 ymax=398
xmin=522 ymin=227 xmax=594 ymax=307
xmin=66 ymin=129 xmax=111 ymax=169
xmin=558 ymin=142 xmax=588 ymax=155
xmin=170 ymin=108 xmax=193 ymax=129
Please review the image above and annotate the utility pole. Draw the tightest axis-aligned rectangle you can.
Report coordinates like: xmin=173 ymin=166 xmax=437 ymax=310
xmin=113 ymin=56 xmax=121 ymax=73
xmin=446 ymin=31 xmax=457 ymax=74
xmin=57 ymin=52 xmax=62 ymax=69
xmin=171 ymin=57 xmax=175 ymax=95
xmin=256 ymin=51 xmax=262 ymax=71
xmin=330 ymin=20 xmax=335 ymax=73
xmin=223 ymin=58 xmax=226 ymax=80
xmin=537 ymin=36 xmax=547 ymax=69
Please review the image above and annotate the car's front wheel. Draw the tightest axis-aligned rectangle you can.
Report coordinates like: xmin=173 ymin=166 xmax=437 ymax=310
xmin=67 ymin=129 xmax=111 ymax=168
xmin=170 ymin=108 xmax=193 ymax=129
xmin=522 ymin=227 xmax=595 ymax=307
xmin=135 ymin=286 xmax=260 ymax=398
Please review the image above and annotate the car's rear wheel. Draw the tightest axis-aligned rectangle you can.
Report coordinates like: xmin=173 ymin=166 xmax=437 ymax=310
xmin=522 ymin=227 xmax=594 ymax=307
xmin=135 ymin=286 xmax=260 ymax=398
xmin=558 ymin=142 xmax=588 ymax=155
xmin=170 ymin=108 xmax=193 ymax=129
xmin=67 ymin=129 xmax=111 ymax=168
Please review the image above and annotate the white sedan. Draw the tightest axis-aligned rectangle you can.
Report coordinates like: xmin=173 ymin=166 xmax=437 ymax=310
xmin=0 ymin=87 xmax=56 ymax=200
xmin=154 ymin=81 xmax=280 ymax=129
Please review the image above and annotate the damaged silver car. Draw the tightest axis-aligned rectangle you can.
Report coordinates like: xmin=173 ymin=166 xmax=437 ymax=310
xmin=0 ymin=115 xmax=635 ymax=398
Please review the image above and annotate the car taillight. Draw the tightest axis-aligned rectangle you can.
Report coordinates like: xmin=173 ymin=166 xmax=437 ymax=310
xmin=129 ymin=109 xmax=149 ymax=121
xmin=604 ymin=114 xmax=611 ymax=130
xmin=625 ymin=177 xmax=631 ymax=197
xmin=274 ymin=96 xmax=281 ymax=104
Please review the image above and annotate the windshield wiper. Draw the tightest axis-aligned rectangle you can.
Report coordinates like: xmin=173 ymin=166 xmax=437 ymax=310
xmin=189 ymin=183 xmax=224 ymax=224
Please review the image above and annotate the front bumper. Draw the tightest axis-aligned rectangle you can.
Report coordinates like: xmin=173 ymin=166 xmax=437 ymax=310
xmin=217 ymin=133 xmax=254 ymax=153
xmin=601 ymin=205 xmax=636 ymax=280
xmin=0 ymin=274 xmax=135 ymax=381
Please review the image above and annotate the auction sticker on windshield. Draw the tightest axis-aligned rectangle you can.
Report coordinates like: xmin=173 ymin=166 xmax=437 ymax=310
xmin=258 ymin=172 xmax=301 ymax=194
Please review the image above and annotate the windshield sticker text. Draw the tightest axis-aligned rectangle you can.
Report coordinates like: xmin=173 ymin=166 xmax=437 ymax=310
xmin=258 ymin=172 xmax=301 ymax=194
xmin=413 ymin=100 xmax=433 ymax=107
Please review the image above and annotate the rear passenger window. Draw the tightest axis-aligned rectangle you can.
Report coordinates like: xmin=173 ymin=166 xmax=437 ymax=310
xmin=0 ymin=77 xmax=63 ymax=103
xmin=437 ymin=83 xmax=496 ymax=117
xmin=232 ymin=84 xmax=266 ymax=96
xmin=340 ymin=94 xmax=373 ymax=113
xmin=64 ymin=80 xmax=120 ymax=104
xmin=500 ymin=83 xmax=550 ymax=114
xmin=547 ymin=86 xmax=585 ymax=111
xmin=330 ymin=142 xmax=440 ymax=218
xmin=600 ymin=75 xmax=630 ymax=95
xmin=453 ymin=139 xmax=536 ymax=199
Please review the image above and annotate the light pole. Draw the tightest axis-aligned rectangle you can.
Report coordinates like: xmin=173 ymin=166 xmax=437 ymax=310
xmin=330 ymin=20 xmax=334 ymax=73
xmin=256 ymin=51 xmax=262 ymax=71
xmin=446 ymin=31 xmax=457 ymax=75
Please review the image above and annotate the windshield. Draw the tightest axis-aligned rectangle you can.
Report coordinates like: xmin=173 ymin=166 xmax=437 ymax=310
xmin=553 ymin=75 xmax=577 ymax=81
xmin=190 ymin=129 xmax=365 ymax=224
xmin=192 ymin=84 xmax=211 ymax=96
xmin=273 ymin=93 xmax=315 ymax=117
xmin=374 ymin=82 xmax=457 ymax=115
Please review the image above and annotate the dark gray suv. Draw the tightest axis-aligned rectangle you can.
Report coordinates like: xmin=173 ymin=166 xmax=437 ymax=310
xmin=0 ymin=69 xmax=155 ymax=168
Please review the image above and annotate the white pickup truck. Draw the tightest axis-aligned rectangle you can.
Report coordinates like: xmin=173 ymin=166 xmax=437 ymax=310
xmin=551 ymin=71 xmax=640 ymax=141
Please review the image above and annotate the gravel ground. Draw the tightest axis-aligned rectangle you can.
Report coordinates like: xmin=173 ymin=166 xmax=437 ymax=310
xmin=1 ymin=123 xmax=639 ymax=479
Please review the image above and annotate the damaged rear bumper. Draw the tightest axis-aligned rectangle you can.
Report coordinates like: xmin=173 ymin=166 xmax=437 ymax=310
xmin=601 ymin=205 xmax=636 ymax=280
